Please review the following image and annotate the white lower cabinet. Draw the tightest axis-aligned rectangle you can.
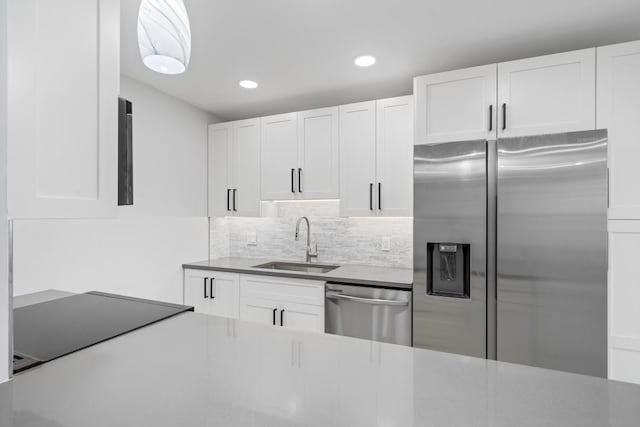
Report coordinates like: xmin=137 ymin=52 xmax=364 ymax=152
xmin=608 ymin=221 xmax=640 ymax=384
xmin=239 ymin=274 xmax=325 ymax=333
xmin=183 ymin=269 xmax=240 ymax=319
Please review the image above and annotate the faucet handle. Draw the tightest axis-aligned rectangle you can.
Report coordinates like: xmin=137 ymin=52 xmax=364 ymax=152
xmin=309 ymin=242 xmax=319 ymax=258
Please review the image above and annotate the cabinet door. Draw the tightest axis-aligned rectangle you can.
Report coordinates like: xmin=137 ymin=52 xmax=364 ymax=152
xmin=597 ymin=40 xmax=640 ymax=219
xmin=608 ymin=221 xmax=640 ymax=384
xmin=261 ymin=113 xmax=298 ymax=200
xmin=280 ymin=301 xmax=324 ymax=332
xmin=7 ymin=0 xmax=118 ymax=218
xmin=297 ymin=107 xmax=340 ymax=199
xmin=239 ymin=296 xmax=279 ymax=326
xmin=184 ymin=269 xmax=240 ymax=319
xmin=207 ymin=271 xmax=240 ymax=319
xmin=339 ymin=102 xmax=377 ymax=217
xmin=208 ymin=123 xmax=232 ymax=217
xmin=375 ymin=96 xmax=414 ymax=217
xmin=414 ymin=64 xmax=497 ymax=144
xmin=232 ymin=119 xmax=261 ymax=216
xmin=183 ymin=269 xmax=214 ymax=314
xmin=498 ymin=48 xmax=596 ymax=137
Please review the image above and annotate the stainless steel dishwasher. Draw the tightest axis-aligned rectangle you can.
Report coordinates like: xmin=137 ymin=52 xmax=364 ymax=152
xmin=325 ymin=282 xmax=412 ymax=346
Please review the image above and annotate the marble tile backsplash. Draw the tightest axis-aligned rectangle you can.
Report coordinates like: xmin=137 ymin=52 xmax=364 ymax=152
xmin=210 ymin=201 xmax=413 ymax=268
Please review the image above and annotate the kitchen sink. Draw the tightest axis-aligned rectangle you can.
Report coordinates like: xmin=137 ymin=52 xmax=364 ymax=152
xmin=252 ymin=261 xmax=339 ymax=274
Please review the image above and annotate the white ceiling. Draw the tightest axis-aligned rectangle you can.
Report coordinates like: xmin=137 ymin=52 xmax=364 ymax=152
xmin=121 ymin=0 xmax=640 ymax=121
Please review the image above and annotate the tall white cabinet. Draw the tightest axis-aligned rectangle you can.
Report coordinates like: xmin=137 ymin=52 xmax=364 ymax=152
xmin=597 ymin=40 xmax=640 ymax=384
xmin=339 ymin=96 xmax=413 ymax=217
xmin=208 ymin=119 xmax=261 ymax=217
xmin=7 ymin=0 xmax=119 ymax=218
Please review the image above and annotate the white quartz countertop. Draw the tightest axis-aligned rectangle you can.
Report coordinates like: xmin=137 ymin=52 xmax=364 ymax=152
xmin=3 ymin=294 xmax=640 ymax=427
xmin=183 ymin=257 xmax=413 ymax=288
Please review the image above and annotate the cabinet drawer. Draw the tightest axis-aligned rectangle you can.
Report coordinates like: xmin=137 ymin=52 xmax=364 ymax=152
xmin=240 ymin=274 xmax=325 ymax=306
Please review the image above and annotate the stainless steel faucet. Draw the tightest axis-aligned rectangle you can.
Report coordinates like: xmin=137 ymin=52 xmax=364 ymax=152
xmin=295 ymin=216 xmax=318 ymax=263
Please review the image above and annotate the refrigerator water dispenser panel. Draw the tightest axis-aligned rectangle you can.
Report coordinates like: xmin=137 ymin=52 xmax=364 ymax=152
xmin=427 ymin=243 xmax=470 ymax=298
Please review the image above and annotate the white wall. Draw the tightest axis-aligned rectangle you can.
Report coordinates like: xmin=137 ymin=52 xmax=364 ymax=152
xmin=119 ymin=75 xmax=213 ymax=217
xmin=12 ymin=76 xmax=219 ymax=304
xmin=0 ymin=0 xmax=10 ymax=383
xmin=13 ymin=218 xmax=207 ymax=303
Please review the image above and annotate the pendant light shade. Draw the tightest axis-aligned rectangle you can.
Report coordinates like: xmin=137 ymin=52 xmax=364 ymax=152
xmin=137 ymin=0 xmax=191 ymax=75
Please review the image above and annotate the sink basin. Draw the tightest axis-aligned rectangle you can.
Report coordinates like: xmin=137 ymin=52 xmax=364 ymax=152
xmin=252 ymin=261 xmax=339 ymax=274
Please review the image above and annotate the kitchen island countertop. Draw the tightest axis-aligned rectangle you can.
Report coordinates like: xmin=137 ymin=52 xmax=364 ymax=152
xmin=183 ymin=256 xmax=413 ymax=288
xmin=3 ymin=292 xmax=640 ymax=427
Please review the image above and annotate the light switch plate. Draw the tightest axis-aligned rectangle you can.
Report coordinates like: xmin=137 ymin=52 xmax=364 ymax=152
xmin=381 ymin=236 xmax=391 ymax=252
xmin=246 ymin=232 xmax=257 ymax=246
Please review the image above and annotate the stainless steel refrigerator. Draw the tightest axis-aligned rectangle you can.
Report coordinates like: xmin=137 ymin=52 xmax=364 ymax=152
xmin=413 ymin=130 xmax=608 ymax=377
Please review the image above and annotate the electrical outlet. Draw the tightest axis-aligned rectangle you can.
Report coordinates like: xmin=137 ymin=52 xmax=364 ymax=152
xmin=246 ymin=232 xmax=257 ymax=246
xmin=381 ymin=236 xmax=391 ymax=252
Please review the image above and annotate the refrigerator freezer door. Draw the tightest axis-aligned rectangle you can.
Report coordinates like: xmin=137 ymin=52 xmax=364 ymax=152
xmin=497 ymin=130 xmax=607 ymax=377
xmin=413 ymin=140 xmax=487 ymax=358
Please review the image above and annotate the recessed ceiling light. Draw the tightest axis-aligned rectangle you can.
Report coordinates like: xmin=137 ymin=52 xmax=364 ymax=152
xmin=239 ymin=80 xmax=258 ymax=89
xmin=354 ymin=55 xmax=376 ymax=67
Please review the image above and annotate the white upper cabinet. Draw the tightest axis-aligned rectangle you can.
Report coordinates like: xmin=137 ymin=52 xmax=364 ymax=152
xmin=7 ymin=0 xmax=119 ymax=218
xmin=261 ymin=108 xmax=339 ymax=201
xmin=597 ymin=40 xmax=640 ymax=219
xmin=232 ymin=119 xmax=261 ymax=216
xmin=339 ymin=102 xmax=377 ymax=217
xmin=208 ymin=119 xmax=261 ymax=217
xmin=497 ymin=48 xmax=596 ymax=137
xmin=414 ymin=64 xmax=497 ymax=144
xmin=208 ymin=123 xmax=232 ymax=217
xmin=297 ymin=107 xmax=340 ymax=199
xmin=339 ymin=97 xmax=413 ymax=217
xmin=376 ymin=96 xmax=414 ymax=217
xmin=261 ymin=113 xmax=298 ymax=201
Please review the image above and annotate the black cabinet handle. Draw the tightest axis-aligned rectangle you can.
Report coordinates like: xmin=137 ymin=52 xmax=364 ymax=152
xmin=489 ymin=105 xmax=493 ymax=132
xmin=369 ymin=183 xmax=373 ymax=210
xmin=226 ymin=189 xmax=231 ymax=211
xmin=291 ymin=169 xmax=295 ymax=193
xmin=272 ymin=308 xmax=277 ymax=326
xmin=298 ymin=168 xmax=302 ymax=193
xmin=232 ymin=189 xmax=237 ymax=211
xmin=502 ymin=103 xmax=507 ymax=131
xmin=203 ymin=278 xmax=208 ymax=299
xmin=378 ymin=183 xmax=382 ymax=210
xmin=209 ymin=278 xmax=215 ymax=299
xmin=280 ymin=309 xmax=285 ymax=327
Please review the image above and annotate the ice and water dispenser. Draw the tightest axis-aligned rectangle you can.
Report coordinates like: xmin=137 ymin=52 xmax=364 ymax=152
xmin=426 ymin=243 xmax=471 ymax=298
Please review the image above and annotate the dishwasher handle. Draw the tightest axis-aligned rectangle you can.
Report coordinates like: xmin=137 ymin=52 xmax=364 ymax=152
xmin=326 ymin=291 xmax=409 ymax=306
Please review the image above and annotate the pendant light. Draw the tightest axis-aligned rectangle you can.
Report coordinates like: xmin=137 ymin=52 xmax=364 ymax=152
xmin=137 ymin=0 xmax=191 ymax=75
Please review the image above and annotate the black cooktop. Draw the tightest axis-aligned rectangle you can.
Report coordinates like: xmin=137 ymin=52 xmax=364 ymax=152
xmin=13 ymin=292 xmax=193 ymax=373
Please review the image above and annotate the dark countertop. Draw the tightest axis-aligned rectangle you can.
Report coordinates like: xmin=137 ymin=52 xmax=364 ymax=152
xmin=2 ymin=296 xmax=640 ymax=427
xmin=183 ymin=257 xmax=413 ymax=289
